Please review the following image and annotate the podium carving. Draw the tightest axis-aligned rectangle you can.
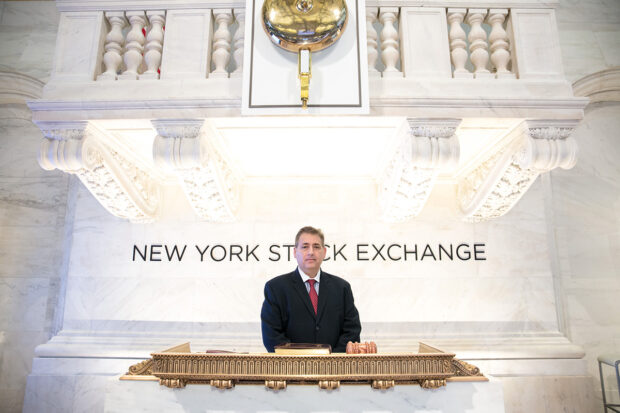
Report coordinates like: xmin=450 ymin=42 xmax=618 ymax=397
xmin=123 ymin=342 xmax=484 ymax=390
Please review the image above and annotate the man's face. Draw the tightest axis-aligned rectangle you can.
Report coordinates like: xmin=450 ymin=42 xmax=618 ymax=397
xmin=294 ymin=232 xmax=326 ymax=277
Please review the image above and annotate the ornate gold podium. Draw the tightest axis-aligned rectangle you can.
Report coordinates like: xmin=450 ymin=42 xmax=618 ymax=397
xmin=122 ymin=343 xmax=485 ymax=390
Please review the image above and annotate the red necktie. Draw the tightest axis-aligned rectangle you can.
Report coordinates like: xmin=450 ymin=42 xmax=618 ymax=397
xmin=307 ymin=279 xmax=318 ymax=314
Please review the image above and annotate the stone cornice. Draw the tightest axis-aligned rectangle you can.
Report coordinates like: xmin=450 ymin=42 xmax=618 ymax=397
xmin=572 ymin=67 xmax=620 ymax=104
xmin=55 ymin=0 xmax=558 ymax=12
xmin=0 ymin=71 xmax=44 ymax=105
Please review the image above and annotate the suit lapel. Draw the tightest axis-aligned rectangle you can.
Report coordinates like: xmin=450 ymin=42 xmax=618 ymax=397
xmin=289 ymin=269 xmax=317 ymax=320
xmin=316 ymin=272 xmax=329 ymax=323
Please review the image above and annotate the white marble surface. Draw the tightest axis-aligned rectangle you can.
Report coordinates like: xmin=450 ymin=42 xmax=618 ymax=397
xmin=547 ymin=102 xmax=620 ymax=408
xmin=102 ymin=378 xmax=505 ymax=413
xmin=556 ymin=1 xmax=620 ymax=82
xmin=59 ymin=178 xmax=558 ymax=335
xmin=0 ymin=2 xmax=59 ymax=82
xmin=502 ymin=375 xmax=597 ymax=413
xmin=0 ymin=57 xmax=69 ymax=413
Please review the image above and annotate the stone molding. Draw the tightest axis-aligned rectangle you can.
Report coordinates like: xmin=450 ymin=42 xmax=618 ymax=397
xmin=0 ymin=71 xmax=44 ymax=119
xmin=33 ymin=328 xmax=585 ymax=362
xmin=55 ymin=0 xmax=559 ymax=12
xmin=152 ymin=119 xmax=239 ymax=222
xmin=457 ymin=119 xmax=579 ymax=222
xmin=37 ymin=121 xmax=161 ymax=222
xmin=0 ymin=71 xmax=44 ymax=105
xmin=378 ymin=118 xmax=460 ymax=222
xmin=572 ymin=67 xmax=620 ymax=104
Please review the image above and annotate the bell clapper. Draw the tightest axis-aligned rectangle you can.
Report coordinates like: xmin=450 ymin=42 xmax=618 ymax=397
xmin=298 ymin=49 xmax=312 ymax=109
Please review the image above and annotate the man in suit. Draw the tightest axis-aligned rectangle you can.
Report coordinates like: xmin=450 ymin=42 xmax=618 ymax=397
xmin=261 ymin=226 xmax=361 ymax=352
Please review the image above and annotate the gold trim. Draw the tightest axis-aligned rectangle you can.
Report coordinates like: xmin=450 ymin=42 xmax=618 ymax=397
xmin=420 ymin=379 xmax=447 ymax=389
xmin=119 ymin=375 xmax=158 ymax=381
xmin=126 ymin=359 xmax=154 ymax=376
xmin=318 ymin=380 xmax=340 ymax=390
xmin=159 ymin=378 xmax=186 ymax=388
xmin=124 ymin=343 xmax=485 ymax=390
xmin=265 ymin=380 xmax=287 ymax=390
xmin=452 ymin=359 xmax=483 ymax=377
xmin=210 ymin=379 xmax=234 ymax=389
xmin=371 ymin=379 xmax=395 ymax=390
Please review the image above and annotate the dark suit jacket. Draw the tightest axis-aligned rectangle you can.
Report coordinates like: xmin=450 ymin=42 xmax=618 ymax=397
xmin=261 ymin=269 xmax=361 ymax=353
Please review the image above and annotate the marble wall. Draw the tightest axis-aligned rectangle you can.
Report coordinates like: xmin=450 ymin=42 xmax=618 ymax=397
xmin=0 ymin=112 xmax=71 ymax=410
xmin=60 ymin=178 xmax=559 ymax=344
xmin=0 ymin=2 xmax=59 ymax=82
xmin=0 ymin=2 xmax=62 ymax=412
xmin=554 ymin=1 xmax=620 ymax=407
xmin=556 ymin=0 xmax=620 ymax=82
xmin=547 ymin=102 xmax=620 ymax=405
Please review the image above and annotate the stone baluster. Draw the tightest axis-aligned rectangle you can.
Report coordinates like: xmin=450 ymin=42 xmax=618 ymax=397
xmin=231 ymin=9 xmax=245 ymax=78
xmin=466 ymin=9 xmax=492 ymax=79
xmin=119 ymin=11 xmax=146 ymax=80
xmin=366 ymin=7 xmax=380 ymax=77
xmin=211 ymin=9 xmax=233 ymax=78
xmin=141 ymin=11 xmax=165 ymax=79
xmin=379 ymin=8 xmax=402 ymax=78
xmin=487 ymin=9 xmax=515 ymax=79
xmin=447 ymin=9 xmax=471 ymax=79
xmin=98 ymin=12 xmax=127 ymax=81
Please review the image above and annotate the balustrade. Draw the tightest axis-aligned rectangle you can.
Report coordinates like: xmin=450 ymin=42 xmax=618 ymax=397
xmin=40 ymin=1 xmax=575 ymax=121
xmin=36 ymin=0 xmax=584 ymax=225
xmin=368 ymin=6 xmax=517 ymax=79
xmin=96 ymin=8 xmax=244 ymax=81
xmin=55 ymin=3 xmax=569 ymax=84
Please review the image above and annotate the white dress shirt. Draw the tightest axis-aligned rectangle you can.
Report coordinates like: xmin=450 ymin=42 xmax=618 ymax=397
xmin=298 ymin=267 xmax=321 ymax=296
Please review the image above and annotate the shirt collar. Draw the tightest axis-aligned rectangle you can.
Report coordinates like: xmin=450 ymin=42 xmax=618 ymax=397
xmin=298 ymin=267 xmax=321 ymax=284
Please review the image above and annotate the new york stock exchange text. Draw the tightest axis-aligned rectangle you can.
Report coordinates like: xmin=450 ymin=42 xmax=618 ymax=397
xmin=132 ymin=243 xmax=487 ymax=262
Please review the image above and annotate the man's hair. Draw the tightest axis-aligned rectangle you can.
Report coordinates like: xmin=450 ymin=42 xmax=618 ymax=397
xmin=295 ymin=226 xmax=325 ymax=247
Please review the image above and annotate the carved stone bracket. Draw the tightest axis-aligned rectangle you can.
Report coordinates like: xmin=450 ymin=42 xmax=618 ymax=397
xmin=458 ymin=119 xmax=579 ymax=222
xmin=379 ymin=118 xmax=461 ymax=222
xmin=152 ymin=119 xmax=239 ymax=222
xmin=37 ymin=121 xmax=161 ymax=222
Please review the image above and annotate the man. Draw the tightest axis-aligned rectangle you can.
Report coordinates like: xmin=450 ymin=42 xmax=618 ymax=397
xmin=261 ymin=226 xmax=361 ymax=352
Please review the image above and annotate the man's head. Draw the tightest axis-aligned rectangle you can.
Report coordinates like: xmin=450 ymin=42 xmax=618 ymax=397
xmin=294 ymin=226 xmax=326 ymax=278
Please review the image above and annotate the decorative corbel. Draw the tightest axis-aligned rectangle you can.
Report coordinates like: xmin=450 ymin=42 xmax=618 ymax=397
xmin=37 ymin=121 xmax=161 ymax=222
xmin=458 ymin=119 xmax=579 ymax=222
xmin=378 ymin=118 xmax=461 ymax=222
xmin=152 ymin=119 xmax=238 ymax=222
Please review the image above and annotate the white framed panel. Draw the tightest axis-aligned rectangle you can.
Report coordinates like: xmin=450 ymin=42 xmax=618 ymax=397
xmin=242 ymin=0 xmax=369 ymax=115
xmin=511 ymin=9 xmax=564 ymax=80
xmin=160 ymin=9 xmax=214 ymax=79
xmin=52 ymin=12 xmax=106 ymax=81
xmin=400 ymin=7 xmax=452 ymax=78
